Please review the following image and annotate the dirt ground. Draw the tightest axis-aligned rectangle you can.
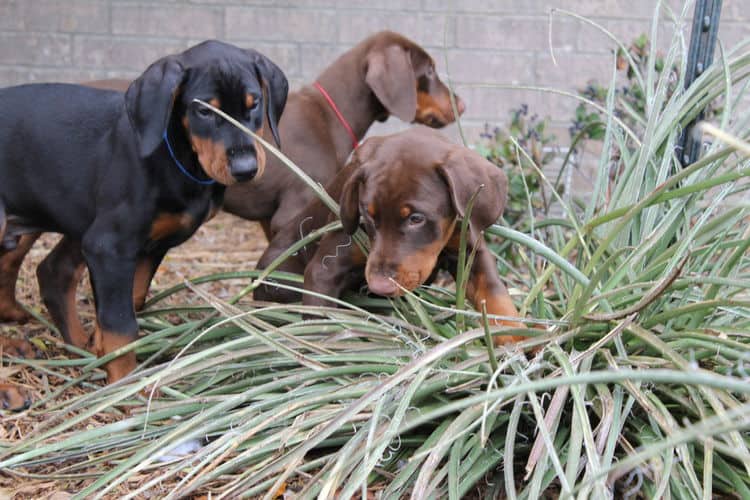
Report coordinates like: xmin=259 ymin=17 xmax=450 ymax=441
xmin=0 ymin=212 xmax=269 ymax=345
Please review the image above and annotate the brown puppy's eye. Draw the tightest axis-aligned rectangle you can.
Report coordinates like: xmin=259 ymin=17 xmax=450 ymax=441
xmin=408 ymin=213 xmax=426 ymax=226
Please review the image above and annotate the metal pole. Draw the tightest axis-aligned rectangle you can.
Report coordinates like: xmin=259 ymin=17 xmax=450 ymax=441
xmin=678 ymin=0 xmax=722 ymax=167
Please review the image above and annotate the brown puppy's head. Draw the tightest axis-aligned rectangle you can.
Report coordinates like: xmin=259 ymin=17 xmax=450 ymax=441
xmin=364 ymin=31 xmax=465 ymax=127
xmin=124 ymin=40 xmax=289 ymax=185
xmin=0 ymin=384 xmax=32 ymax=412
xmin=339 ymin=127 xmax=507 ymax=297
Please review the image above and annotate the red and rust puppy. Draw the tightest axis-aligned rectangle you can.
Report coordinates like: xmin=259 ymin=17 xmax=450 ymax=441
xmin=0 ymin=40 xmax=288 ymax=382
xmin=222 ymin=30 xmax=466 ymax=240
xmin=256 ymin=127 xmax=527 ymax=345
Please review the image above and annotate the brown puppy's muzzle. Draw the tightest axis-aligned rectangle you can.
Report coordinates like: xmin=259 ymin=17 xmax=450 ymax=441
xmin=365 ymin=248 xmax=439 ymax=298
xmin=415 ymin=92 xmax=466 ymax=128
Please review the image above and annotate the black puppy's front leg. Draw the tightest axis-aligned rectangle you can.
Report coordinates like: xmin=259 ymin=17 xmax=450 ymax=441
xmin=133 ymin=248 xmax=169 ymax=311
xmin=303 ymin=232 xmax=365 ymax=308
xmin=82 ymin=223 xmax=140 ymax=383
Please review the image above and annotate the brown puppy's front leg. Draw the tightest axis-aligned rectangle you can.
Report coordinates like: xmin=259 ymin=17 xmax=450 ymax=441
xmin=254 ymin=233 xmax=309 ymax=304
xmin=37 ymin=236 xmax=90 ymax=348
xmin=0 ymin=233 xmax=40 ymax=323
xmin=465 ymin=245 xmax=527 ymax=346
xmin=303 ymin=232 xmax=366 ymax=308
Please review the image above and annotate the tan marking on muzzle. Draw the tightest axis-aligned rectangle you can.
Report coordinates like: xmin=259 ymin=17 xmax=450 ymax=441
xmin=252 ymin=120 xmax=267 ymax=181
xmin=415 ymin=91 xmax=455 ymax=125
xmin=189 ymin=135 xmax=235 ymax=185
xmin=367 ymin=217 xmax=457 ymax=294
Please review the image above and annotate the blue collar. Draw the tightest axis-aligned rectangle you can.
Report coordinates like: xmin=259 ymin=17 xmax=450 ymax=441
xmin=162 ymin=129 xmax=216 ymax=186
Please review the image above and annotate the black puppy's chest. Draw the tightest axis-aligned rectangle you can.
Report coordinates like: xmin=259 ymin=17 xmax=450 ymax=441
xmin=144 ymin=187 xmax=222 ymax=250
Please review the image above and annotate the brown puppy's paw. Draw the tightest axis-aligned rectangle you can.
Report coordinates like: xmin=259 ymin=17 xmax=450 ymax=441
xmin=0 ymin=383 xmax=32 ymax=412
xmin=0 ymin=301 xmax=31 ymax=323
xmin=0 ymin=336 xmax=38 ymax=358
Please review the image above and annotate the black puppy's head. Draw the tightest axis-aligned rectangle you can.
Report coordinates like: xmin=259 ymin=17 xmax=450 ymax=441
xmin=125 ymin=40 xmax=289 ymax=185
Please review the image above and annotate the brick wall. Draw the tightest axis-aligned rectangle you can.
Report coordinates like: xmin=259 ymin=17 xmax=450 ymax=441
xmin=0 ymin=0 xmax=746 ymax=145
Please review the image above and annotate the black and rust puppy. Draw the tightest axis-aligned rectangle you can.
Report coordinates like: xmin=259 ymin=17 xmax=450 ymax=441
xmin=0 ymin=40 xmax=288 ymax=382
xmin=256 ymin=126 xmax=527 ymax=346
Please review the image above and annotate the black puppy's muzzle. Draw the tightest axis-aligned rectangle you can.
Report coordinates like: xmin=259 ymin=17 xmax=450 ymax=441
xmin=228 ymin=146 xmax=258 ymax=182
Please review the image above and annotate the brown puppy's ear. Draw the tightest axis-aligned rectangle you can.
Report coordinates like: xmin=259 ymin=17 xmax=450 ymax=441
xmin=251 ymin=51 xmax=289 ymax=147
xmin=437 ymin=149 xmax=508 ymax=233
xmin=338 ymin=138 xmax=383 ymax=233
xmin=125 ymin=56 xmax=185 ymax=158
xmin=365 ymin=45 xmax=417 ymax=122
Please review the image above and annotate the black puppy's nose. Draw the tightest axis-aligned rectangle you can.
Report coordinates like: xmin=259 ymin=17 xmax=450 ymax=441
xmin=229 ymin=153 xmax=257 ymax=182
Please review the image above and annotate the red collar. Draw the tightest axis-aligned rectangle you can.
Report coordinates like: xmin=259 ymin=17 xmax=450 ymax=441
xmin=313 ymin=82 xmax=359 ymax=149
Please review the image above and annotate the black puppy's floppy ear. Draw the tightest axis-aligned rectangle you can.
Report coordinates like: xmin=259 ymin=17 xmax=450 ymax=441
xmin=437 ymin=149 xmax=508 ymax=234
xmin=252 ymin=52 xmax=289 ymax=147
xmin=125 ymin=56 xmax=185 ymax=158
xmin=365 ymin=45 xmax=417 ymax=122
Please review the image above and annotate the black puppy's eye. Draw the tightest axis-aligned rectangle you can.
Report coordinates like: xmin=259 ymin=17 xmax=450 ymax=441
xmin=196 ymin=107 xmax=213 ymax=118
xmin=407 ymin=213 xmax=426 ymax=226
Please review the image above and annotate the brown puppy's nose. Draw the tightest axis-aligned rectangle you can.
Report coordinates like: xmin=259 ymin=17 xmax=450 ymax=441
xmin=367 ymin=274 xmax=399 ymax=297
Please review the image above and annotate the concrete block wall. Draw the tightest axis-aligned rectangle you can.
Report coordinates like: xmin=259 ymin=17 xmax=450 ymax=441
xmin=0 ymin=0 xmax=746 ymax=147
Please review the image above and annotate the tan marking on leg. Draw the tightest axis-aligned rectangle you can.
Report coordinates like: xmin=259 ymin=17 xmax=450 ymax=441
xmin=62 ymin=261 xmax=89 ymax=348
xmin=0 ymin=233 xmax=39 ymax=322
xmin=133 ymin=258 xmax=154 ymax=311
xmin=469 ymin=272 xmax=526 ymax=346
xmin=149 ymin=212 xmax=194 ymax=241
xmin=92 ymin=324 xmax=137 ymax=383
